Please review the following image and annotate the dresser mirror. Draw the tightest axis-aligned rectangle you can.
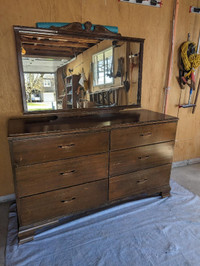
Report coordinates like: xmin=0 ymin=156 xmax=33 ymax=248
xmin=14 ymin=22 xmax=144 ymax=113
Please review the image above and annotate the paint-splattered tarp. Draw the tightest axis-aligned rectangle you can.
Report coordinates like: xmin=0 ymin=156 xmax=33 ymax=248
xmin=6 ymin=180 xmax=200 ymax=266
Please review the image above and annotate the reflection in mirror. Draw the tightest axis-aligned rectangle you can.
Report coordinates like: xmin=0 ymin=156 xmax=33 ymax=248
xmin=16 ymin=27 xmax=143 ymax=113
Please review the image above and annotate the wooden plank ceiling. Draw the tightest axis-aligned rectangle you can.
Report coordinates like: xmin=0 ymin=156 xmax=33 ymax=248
xmin=20 ymin=33 xmax=100 ymax=58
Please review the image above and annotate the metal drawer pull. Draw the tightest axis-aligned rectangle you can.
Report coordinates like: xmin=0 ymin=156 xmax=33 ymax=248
xmin=113 ymin=162 xmax=122 ymax=166
xmin=138 ymin=155 xmax=150 ymax=160
xmin=137 ymin=178 xmax=148 ymax=184
xmin=140 ymin=132 xmax=152 ymax=137
xmin=60 ymin=170 xmax=76 ymax=176
xmin=61 ymin=197 xmax=76 ymax=203
xmin=58 ymin=144 xmax=75 ymax=149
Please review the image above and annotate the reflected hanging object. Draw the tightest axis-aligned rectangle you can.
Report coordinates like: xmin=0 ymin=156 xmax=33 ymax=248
xmin=21 ymin=46 xmax=26 ymax=55
xmin=79 ymin=69 xmax=87 ymax=88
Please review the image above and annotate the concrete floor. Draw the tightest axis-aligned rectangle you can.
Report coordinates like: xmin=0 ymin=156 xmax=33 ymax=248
xmin=171 ymin=163 xmax=200 ymax=196
xmin=0 ymin=163 xmax=200 ymax=265
xmin=0 ymin=202 xmax=10 ymax=266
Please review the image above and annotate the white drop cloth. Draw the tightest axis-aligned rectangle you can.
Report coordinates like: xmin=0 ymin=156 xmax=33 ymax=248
xmin=5 ymin=180 xmax=200 ymax=266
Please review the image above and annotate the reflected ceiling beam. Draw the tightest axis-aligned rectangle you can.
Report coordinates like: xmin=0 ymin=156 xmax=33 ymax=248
xmin=21 ymin=37 xmax=91 ymax=48
xmin=23 ymin=50 xmax=74 ymax=58
xmin=23 ymin=44 xmax=80 ymax=53
xmin=20 ymin=33 xmax=100 ymax=44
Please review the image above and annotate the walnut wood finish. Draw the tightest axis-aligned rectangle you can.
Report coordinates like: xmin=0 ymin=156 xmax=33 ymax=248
xmin=8 ymin=109 xmax=178 ymax=243
xmin=111 ymin=122 xmax=177 ymax=150
xmin=12 ymin=131 xmax=109 ymax=166
xmin=8 ymin=109 xmax=177 ymax=138
xmin=16 ymin=153 xmax=108 ymax=198
xmin=110 ymin=142 xmax=174 ymax=177
xmin=109 ymin=164 xmax=171 ymax=201
xmin=19 ymin=179 xmax=108 ymax=226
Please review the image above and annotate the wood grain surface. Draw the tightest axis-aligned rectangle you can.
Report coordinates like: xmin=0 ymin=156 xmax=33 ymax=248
xmin=16 ymin=153 xmax=108 ymax=197
xmin=12 ymin=131 xmax=109 ymax=166
xmin=109 ymin=164 xmax=171 ymax=200
xmin=111 ymin=122 xmax=177 ymax=150
xmin=110 ymin=141 xmax=174 ymax=177
xmin=19 ymin=179 xmax=108 ymax=226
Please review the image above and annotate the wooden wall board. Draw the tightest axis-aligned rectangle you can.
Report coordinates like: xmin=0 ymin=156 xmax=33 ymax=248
xmin=0 ymin=0 xmax=82 ymax=196
xmin=0 ymin=0 xmax=200 ymax=195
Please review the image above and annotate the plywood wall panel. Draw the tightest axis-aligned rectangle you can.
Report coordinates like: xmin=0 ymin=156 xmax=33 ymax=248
xmin=170 ymin=0 xmax=200 ymax=161
xmin=173 ymin=139 xmax=196 ymax=162
xmin=0 ymin=0 xmax=82 ymax=196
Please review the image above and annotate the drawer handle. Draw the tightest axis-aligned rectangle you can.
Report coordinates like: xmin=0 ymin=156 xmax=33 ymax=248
xmin=113 ymin=162 xmax=122 ymax=166
xmin=137 ymin=178 xmax=148 ymax=184
xmin=138 ymin=155 xmax=150 ymax=160
xmin=60 ymin=170 xmax=76 ymax=176
xmin=58 ymin=144 xmax=75 ymax=149
xmin=61 ymin=197 xmax=76 ymax=204
xmin=140 ymin=132 xmax=152 ymax=137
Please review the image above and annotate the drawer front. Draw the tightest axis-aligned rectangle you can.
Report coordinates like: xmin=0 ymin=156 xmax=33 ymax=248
xmin=109 ymin=164 xmax=171 ymax=201
xmin=110 ymin=142 xmax=174 ymax=177
xmin=16 ymin=153 xmax=108 ymax=198
xmin=12 ymin=131 xmax=109 ymax=166
xmin=19 ymin=179 xmax=108 ymax=226
xmin=111 ymin=122 xmax=177 ymax=150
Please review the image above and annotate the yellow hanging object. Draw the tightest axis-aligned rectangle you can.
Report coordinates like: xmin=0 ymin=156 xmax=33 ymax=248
xmin=181 ymin=41 xmax=200 ymax=79
xmin=21 ymin=46 xmax=26 ymax=55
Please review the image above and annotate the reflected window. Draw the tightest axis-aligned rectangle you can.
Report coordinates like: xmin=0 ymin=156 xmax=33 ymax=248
xmin=24 ymin=73 xmax=56 ymax=111
xmin=92 ymin=47 xmax=113 ymax=86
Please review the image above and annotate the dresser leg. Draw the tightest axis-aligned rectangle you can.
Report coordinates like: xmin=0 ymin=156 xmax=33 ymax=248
xmin=19 ymin=235 xmax=34 ymax=244
xmin=18 ymin=229 xmax=35 ymax=244
xmin=161 ymin=189 xmax=171 ymax=198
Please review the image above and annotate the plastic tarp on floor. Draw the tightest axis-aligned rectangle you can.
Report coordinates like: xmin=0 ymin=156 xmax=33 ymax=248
xmin=6 ymin=180 xmax=200 ymax=266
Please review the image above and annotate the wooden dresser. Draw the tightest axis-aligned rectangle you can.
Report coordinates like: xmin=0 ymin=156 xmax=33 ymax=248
xmin=8 ymin=109 xmax=178 ymax=243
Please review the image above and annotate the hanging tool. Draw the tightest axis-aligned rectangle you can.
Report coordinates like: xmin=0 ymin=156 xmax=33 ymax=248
xmin=179 ymin=88 xmax=196 ymax=108
xmin=192 ymin=79 xmax=200 ymax=113
xmin=179 ymin=34 xmax=200 ymax=89
xmin=192 ymin=34 xmax=200 ymax=113
xmin=190 ymin=6 xmax=200 ymax=14
xmin=115 ymin=57 xmax=124 ymax=78
xmin=150 ymin=0 xmax=163 ymax=6
xmin=163 ymin=0 xmax=179 ymax=114
xmin=119 ymin=0 xmax=162 ymax=7
xmin=136 ymin=0 xmax=148 ymax=3
xmin=124 ymin=72 xmax=130 ymax=92
xmin=129 ymin=53 xmax=139 ymax=90
xmin=179 ymin=32 xmax=200 ymax=109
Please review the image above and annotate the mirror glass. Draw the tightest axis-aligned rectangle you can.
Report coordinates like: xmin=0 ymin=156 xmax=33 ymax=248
xmin=17 ymin=29 xmax=142 ymax=112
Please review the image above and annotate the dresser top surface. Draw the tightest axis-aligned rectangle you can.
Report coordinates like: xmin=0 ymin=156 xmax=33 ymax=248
xmin=8 ymin=109 xmax=178 ymax=139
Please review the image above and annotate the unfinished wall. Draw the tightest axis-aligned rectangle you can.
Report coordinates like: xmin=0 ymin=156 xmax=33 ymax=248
xmin=66 ymin=40 xmax=140 ymax=106
xmin=0 ymin=0 xmax=199 ymax=196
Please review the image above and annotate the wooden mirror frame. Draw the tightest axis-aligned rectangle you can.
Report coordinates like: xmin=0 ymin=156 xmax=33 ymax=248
xmin=14 ymin=21 xmax=144 ymax=115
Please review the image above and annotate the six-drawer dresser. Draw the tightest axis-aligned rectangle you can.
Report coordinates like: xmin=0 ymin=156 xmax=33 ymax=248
xmin=8 ymin=109 xmax=178 ymax=243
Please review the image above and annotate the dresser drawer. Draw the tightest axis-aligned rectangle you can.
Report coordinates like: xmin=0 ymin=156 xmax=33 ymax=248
xmin=16 ymin=153 xmax=108 ymax=198
xmin=19 ymin=179 xmax=108 ymax=226
xmin=111 ymin=122 xmax=177 ymax=150
xmin=109 ymin=164 xmax=171 ymax=201
xmin=110 ymin=142 xmax=174 ymax=177
xmin=12 ymin=131 xmax=109 ymax=166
